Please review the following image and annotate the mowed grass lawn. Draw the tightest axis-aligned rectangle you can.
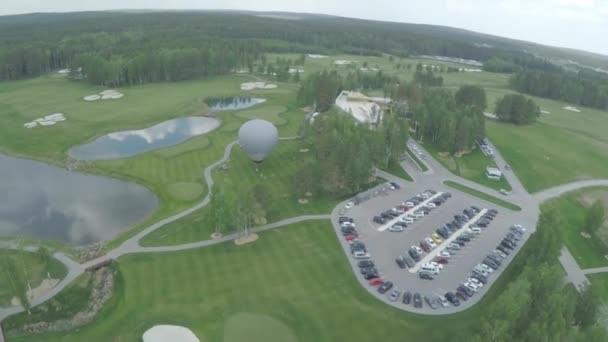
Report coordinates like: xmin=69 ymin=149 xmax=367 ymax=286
xmin=541 ymin=187 xmax=608 ymax=268
xmin=141 ymin=139 xmax=337 ymax=246
xmin=0 ymin=250 xmax=67 ymax=306
xmin=6 ymin=221 xmax=525 ymax=342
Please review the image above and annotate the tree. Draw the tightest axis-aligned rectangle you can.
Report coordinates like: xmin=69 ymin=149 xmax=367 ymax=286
xmin=455 ymin=85 xmax=487 ymax=111
xmin=584 ymin=200 xmax=606 ymax=233
xmin=209 ymin=187 xmax=231 ymax=235
xmin=495 ymin=94 xmax=540 ymax=125
xmin=574 ymin=285 xmax=601 ymax=328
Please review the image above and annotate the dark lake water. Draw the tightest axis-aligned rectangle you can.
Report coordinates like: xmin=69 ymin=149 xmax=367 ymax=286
xmin=0 ymin=154 xmax=158 ymax=245
xmin=205 ymin=96 xmax=266 ymax=110
xmin=69 ymin=117 xmax=220 ymax=161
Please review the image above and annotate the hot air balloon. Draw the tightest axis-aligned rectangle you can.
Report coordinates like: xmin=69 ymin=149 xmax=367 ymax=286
xmin=238 ymin=119 xmax=278 ymax=163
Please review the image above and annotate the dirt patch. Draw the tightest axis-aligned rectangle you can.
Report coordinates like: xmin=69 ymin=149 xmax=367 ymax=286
xmin=210 ymin=232 xmax=223 ymax=239
xmin=581 ymin=232 xmax=592 ymax=239
xmin=235 ymin=233 xmax=259 ymax=246
xmin=298 ymin=198 xmax=309 ymax=204
xmin=299 ymin=148 xmax=309 ymax=153
xmin=11 ymin=278 xmax=60 ymax=306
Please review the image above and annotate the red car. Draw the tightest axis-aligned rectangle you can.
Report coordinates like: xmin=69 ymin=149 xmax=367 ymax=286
xmin=419 ymin=241 xmax=431 ymax=253
xmin=434 ymin=257 xmax=449 ymax=264
xmin=344 ymin=234 xmax=357 ymax=242
xmin=369 ymin=278 xmax=384 ymax=286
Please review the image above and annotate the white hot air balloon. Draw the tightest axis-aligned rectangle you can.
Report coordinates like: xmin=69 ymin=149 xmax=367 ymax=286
xmin=238 ymin=119 xmax=278 ymax=163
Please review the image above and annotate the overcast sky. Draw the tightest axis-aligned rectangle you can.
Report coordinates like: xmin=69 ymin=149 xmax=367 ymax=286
xmin=2 ymin=0 xmax=608 ymax=55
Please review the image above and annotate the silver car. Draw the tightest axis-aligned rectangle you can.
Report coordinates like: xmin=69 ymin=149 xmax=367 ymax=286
xmin=388 ymin=289 xmax=401 ymax=302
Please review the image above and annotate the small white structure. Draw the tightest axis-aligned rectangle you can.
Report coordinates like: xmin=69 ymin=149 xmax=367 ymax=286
xmin=143 ymin=325 xmax=199 ymax=342
xmin=240 ymin=82 xmax=277 ymax=90
xmin=563 ymin=106 xmax=581 ymax=113
xmin=486 ymin=167 xmax=503 ymax=181
xmin=335 ymin=90 xmax=386 ymax=125
xmin=289 ymin=68 xmax=304 ymax=74
xmin=308 ymin=54 xmax=327 ymax=58
xmin=57 ymin=69 xmax=70 ymax=74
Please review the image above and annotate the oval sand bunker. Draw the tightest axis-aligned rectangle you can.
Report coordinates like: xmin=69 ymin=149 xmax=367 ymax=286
xmin=143 ymin=325 xmax=200 ymax=342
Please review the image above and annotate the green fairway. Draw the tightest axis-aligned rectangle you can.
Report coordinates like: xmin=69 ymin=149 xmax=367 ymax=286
xmin=541 ymin=187 xmax=608 ymax=268
xmin=3 ymin=221 xmax=531 ymax=342
xmin=140 ymin=139 xmax=338 ymax=246
xmin=444 ymin=181 xmax=521 ymax=211
xmin=0 ymin=249 xmax=67 ymax=306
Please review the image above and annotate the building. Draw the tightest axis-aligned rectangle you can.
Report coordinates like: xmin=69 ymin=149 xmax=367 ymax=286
xmin=334 ymin=90 xmax=389 ymax=125
xmin=486 ymin=167 xmax=503 ymax=181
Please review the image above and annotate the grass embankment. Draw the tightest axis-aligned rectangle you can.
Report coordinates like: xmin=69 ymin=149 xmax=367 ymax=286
xmin=405 ymin=148 xmax=428 ymax=172
xmin=444 ymin=181 xmax=521 ymax=211
xmin=541 ymin=187 xmax=608 ymax=268
xmin=382 ymin=158 xmax=413 ymax=182
xmin=0 ymin=250 xmax=67 ymax=306
xmin=4 ymin=220 xmax=539 ymax=341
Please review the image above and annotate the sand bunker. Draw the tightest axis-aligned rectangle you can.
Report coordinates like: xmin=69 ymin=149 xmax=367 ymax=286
xmin=24 ymin=113 xmax=66 ymax=128
xmin=11 ymin=278 xmax=60 ymax=306
xmin=460 ymin=68 xmax=483 ymax=72
xmin=563 ymin=106 xmax=581 ymax=113
xmin=360 ymin=67 xmax=379 ymax=71
xmin=57 ymin=69 xmax=70 ymax=74
xmin=541 ymin=110 xmax=551 ymax=114
xmin=240 ymin=82 xmax=277 ymax=90
xmin=289 ymin=68 xmax=304 ymax=74
xmin=143 ymin=325 xmax=200 ymax=342
xmin=335 ymin=60 xmax=354 ymax=65
xmin=84 ymin=89 xmax=124 ymax=102
xmin=308 ymin=54 xmax=327 ymax=58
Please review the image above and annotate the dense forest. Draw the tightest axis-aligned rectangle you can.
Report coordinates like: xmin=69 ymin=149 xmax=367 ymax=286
xmin=510 ymin=69 xmax=608 ymax=110
xmin=0 ymin=11 xmax=600 ymax=84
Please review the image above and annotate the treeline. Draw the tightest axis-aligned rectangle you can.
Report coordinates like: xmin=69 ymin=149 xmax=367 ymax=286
xmin=469 ymin=209 xmax=607 ymax=341
xmin=510 ymin=70 xmax=608 ymax=110
xmin=412 ymin=87 xmax=485 ymax=154
xmin=0 ymin=11 xmax=576 ymax=82
xmin=483 ymin=54 xmax=559 ymax=74
xmin=293 ymin=112 xmax=408 ymax=197
xmin=495 ymin=94 xmax=540 ymax=125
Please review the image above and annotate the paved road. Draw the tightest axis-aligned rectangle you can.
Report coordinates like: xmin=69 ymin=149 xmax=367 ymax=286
xmin=559 ymin=247 xmax=589 ymax=290
xmin=533 ymin=179 xmax=608 ymax=204
xmin=582 ymin=267 xmax=608 ymax=275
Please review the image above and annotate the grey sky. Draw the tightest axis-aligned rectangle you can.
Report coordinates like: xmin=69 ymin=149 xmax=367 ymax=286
xmin=3 ymin=0 xmax=608 ymax=55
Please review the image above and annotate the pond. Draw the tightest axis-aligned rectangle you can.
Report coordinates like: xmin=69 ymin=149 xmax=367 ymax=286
xmin=0 ymin=154 xmax=158 ymax=245
xmin=205 ymin=96 xmax=266 ymax=111
xmin=69 ymin=116 xmax=220 ymax=160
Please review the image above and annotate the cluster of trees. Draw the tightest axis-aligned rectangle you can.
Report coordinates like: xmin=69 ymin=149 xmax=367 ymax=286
xmin=292 ymin=112 xmax=408 ymax=197
xmin=495 ymin=94 xmax=540 ymax=125
xmin=469 ymin=209 xmax=607 ymax=341
xmin=413 ymin=70 xmax=444 ymax=87
xmin=510 ymin=70 xmax=608 ymax=110
xmin=412 ymin=86 xmax=485 ymax=154
xmin=584 ymin=200 xmax=606 ymax=233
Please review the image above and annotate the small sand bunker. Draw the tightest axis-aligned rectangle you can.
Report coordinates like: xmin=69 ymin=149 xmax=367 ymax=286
xmin=12 ymin=278 xmax=60 ymax=306
xmin=240 ymin=82 xmax=277 ymax=90
xmin=57 ymin=69 xmax=70 ymax=74
xmin=308 ymin=54 xmax=327 ymax=58
xmin=24 ymin=113 xmax=66 ymax=128
xmin=563 ymin=106 xmax=581 ymax=113
xmin=360 ymin=67 xmax=379 ymax=71
xmin=541 ymin=110 xmax=551 ymax=114
xmin=84 ymin=89 xmax=124 ymax=102
xmin=289 ymin=68 xmax=304 ymax=74
xmin=143 ymin=325 xmax=200 ymax=342
xmin=335 ymin=60 xmax=354 ymax=65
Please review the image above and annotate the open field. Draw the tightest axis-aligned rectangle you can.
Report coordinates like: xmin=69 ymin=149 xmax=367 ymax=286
xmin=444 ymin=181 xmax=521 ymax=211
xmin=541 ymin=187 xmax=608 ymax=268
xmin=426 ymin=145 xmax=511 ymax=191
xmin=4 ymin=220 xmax=538 ymax=342
xmin=0 ymin=250 xmax=67 ymax=306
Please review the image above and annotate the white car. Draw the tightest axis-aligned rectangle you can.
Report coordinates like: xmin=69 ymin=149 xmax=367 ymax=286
xmin=414 ymin=212 xmax=425 ymax=219
xmin=341 ymin=221 xmax=355 ymax=227
xmin=344 ymin=201 xmax=355 ymax=209
xmin=438 ymin=295 xmax=449 ymax=308
xmin=474 ymin=265 xmax=490 ymax=276
xmin=404 ymin=202 xmax=415 ymax=208
xmin=468 ymin=227 xmax=482 ymax=234
xmin=499 ymin=189 xmax=509 ymax=196
xmin=403 ymin=217 xmax=415 ymax=224
xmin=438 ymin=250 xmax=451 ymax=258
xmin=411 ymin=245 xmax=423 ymax=255
xmin=447 ymin=243 xmax=461 ymax=250
xmin=426 ymin=202 xmax=436 ymax=209
xmin=421 ymin=193 xmax=430 ymax=199
xmin=428 ymin=261 xmax=444 ymax=270
xmin=467 ymin=277 xmax=483 ymax=287
xmin=480 ymin=263 xmax=494 ymax=273
xmin=464 ymin=282 xmax=480 ymax=292
xmin=389 ymin=225 xmax=404 ymax=232
xmin=353 ymin=251 xmax=371 ymax=259
xmin=424 ymin=237 xmax=437 ymax=249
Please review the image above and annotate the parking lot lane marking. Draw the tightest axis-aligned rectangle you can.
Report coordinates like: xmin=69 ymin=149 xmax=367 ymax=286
xmin=408 ymin=209 xmax=489 ymax=273
xmin=377 ymin=192 xmax=444 ymax=232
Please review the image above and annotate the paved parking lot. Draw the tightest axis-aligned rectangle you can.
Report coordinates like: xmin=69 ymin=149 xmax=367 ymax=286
xmin=331 ymin=163 xmax=537 ymax=314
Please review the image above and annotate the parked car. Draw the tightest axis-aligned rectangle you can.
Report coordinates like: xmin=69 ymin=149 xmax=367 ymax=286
xmin=378 ymin=281 xmax=393 ymax=294
xmin=358 ymin=260 xmax=374 ymax=268
xmin=424 ymin=237 xmax=437 ymax=249
xmin=434 ymin=257 xmax=449 ymax=264
xmin=369 ymin=278 xmax=384 ymax=286
xmin=419 ymin=271 xmax=434 ymax=280
xmin=345 ymin=201 xmax=355 ymax=209
xmin=431 ymin=233 xmax=443 ymax=244
xmin=353 ymin=251 xmax=371 ymax=259
xmin=389 ymin=182 xmax=401 ymax=189
xmin=457 ymin=285 xmax=474 ymax=297
xmin=389 ymin=224 xmax=405 ymax=232
xmin=402 ymin=291 xmax=412 ymax=305
xmin=395 ymin=257 xmax=407 ymax=269
xmin=388 ymin=289 xmax=401 ymax=302
xmin=402 ymin=255 xmax=415 ymax=268
xmin=373 ymin=216 xmax=386 ymax=224
xmin=344 ymin=234 xmax=357 ymax=242
xmin=408 ymin=249 xmax=420 ymax=262
xmin=413 ymin=293 xmax=423 ymax=308
xmin=419 ymin=241 xmax=431 ymax=253
xmin=339 ymin=216 xmax=354 ymax=223
xmin=425 ymin=296 xmax=438 ymax=309
xmin=363 ymin=270 xmax=380 ymax=280
xmin=447 ymin=243 xmax=461 ymax=250
xmin=455 ymin=290 xmax=468 ymax=302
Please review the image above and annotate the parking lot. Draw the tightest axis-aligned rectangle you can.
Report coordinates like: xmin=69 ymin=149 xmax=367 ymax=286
xmin=333 ymin=177 xmax=531 ymax=313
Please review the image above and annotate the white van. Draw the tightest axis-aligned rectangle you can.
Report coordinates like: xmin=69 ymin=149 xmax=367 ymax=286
xmin=420 ymin=263 xmax=440 ymax=275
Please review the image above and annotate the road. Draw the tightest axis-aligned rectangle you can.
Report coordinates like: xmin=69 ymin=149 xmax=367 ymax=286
xmin=2 ymin=136 xmax=608 ymax=322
